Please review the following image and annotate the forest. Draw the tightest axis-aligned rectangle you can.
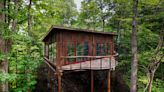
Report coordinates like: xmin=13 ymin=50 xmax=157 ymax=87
xmin=0 ymin=0 xmax=164 ymax=92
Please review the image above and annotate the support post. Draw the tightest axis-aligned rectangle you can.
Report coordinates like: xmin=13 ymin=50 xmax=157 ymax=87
xmin=45 ymin=43 xmax=49 ymax=58
xmin=45 ymin=43 xmax=50 ymax=89
xmin=91 ymin=70 xmax=94 ymax=92
xmin=57 ymin=72 xmax=62 ymax=92
xmin=48 ymin=67 xmax=50 ymax=89
xmin=107 ymin=70 xmax=111 ymax=92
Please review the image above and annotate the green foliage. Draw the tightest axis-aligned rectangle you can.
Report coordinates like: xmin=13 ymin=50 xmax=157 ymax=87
xmin=0 ymin=0 xmax=78 ymax=91
xmin=0 ymin=0 xmax=163 ymax=91
xmin=0 ymin=1 xmax=42 ymax=91
xmin=111 ymin=0 xmax=164 ymax=91
xmin=7 ymin=32 xmax=42 ymax=91
xmin=0 ymin=52 xmax=5 ymax=61
xmin=78 ymin=1 xmax=100 ymax=29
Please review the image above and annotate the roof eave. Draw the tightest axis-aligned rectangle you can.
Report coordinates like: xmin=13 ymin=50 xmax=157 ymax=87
xmin=42 ymin=25 xmax=118 ymax=42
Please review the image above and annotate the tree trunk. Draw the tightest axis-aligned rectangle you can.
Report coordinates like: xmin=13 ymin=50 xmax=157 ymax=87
xmin=102 ymin=18 xmax=105 ymax=32
xmin=148 ymin=19 xmax=164 ymax=92
xmin=147 ymin=62 xmax=161 ymax=92
xmin=144 ymin=20 xmax=164 ymax=92
xmin=0 ymin=1 xmax=9 ymax=91
xmin=28 ymin=0 xmax=31 ymax=33
xmin=12 ymin=0 xmax=17 ymax=32
xmin=148 ymin=71 xmax=154 ymax=92
xmin=130 ymin=0 xmax=138 ymax=92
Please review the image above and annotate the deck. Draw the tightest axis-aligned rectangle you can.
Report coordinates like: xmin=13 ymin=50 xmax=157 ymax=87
xmin=61 ymin=57 xmax=117 ymax=71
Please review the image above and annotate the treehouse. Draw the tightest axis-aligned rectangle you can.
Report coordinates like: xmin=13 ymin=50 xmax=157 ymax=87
xmin=42 ymin=26 xmax=118 ymax=92
xmin=43 ymin=26 xmax=118 ymax=71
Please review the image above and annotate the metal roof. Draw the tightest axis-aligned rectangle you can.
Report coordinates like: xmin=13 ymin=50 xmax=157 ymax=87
xmin=42 ymin=25 xmax=117 ymax=42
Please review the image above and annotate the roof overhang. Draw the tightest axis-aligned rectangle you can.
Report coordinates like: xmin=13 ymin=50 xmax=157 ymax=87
xmin=42 ymin=25 xmax=117 ymax=42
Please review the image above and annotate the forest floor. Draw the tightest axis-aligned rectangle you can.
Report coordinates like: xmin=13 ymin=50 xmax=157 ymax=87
xmin=35 ymin=65 xmax=129 ymax=92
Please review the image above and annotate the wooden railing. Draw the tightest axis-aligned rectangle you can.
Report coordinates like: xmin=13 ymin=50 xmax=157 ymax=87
xmin=44 ymin=57 xmax=56 ymax=72
xmin=61 ymin=52 xmax=118 ymax=65
xmin=61 ymin=55 xmax=118 ymax=59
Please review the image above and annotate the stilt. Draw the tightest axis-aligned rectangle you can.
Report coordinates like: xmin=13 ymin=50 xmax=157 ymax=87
xmin=48 ymin=67 xmax=50 ymax=89
xmin=58 ymin=72 xmax=62 ymax=92
xmin=107 ymin=70 xmax=111 ymax=92
xmin=91 ymin=70 xmax=94 ymax=92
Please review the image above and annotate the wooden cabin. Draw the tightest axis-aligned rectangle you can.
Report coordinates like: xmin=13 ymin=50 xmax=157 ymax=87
xmin=42 ymin=26 xmax=118 ymax=92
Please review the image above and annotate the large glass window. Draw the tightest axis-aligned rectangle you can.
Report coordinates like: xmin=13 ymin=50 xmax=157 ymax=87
xmin=83 ymin=42 xmax=89 ymax=61
xmin=102 ymin=43 xmax=106 ymax=55
xmin=67 ymin=42 xmax=74 ymax=62
xmin=84 ymin=42 xmax=89 ymax=56
xmin=96 ymin=43 xmax=101 ymax=56
xmin=65 ymin=41 xmax=112 ymax=63
xmin=48 ymin=43 xmax=56 ymax=63
xmin=76 ymin=42 xmax=82 ymax=61
xmin=107 ymin=43 xmax=110 ymax=55
xmin=96 ymin=43 xmax=110 ymax=56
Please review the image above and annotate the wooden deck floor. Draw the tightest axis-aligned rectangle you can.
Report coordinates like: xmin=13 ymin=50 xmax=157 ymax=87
xmin=61 ymin=57 xmax=117 ymax=71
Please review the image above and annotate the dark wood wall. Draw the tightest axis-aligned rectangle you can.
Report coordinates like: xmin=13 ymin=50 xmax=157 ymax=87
xmin=55 ymin=30 xmax=114 ymax=66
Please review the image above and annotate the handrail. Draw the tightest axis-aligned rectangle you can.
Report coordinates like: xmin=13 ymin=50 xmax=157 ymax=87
xmin=44 ymin=57 xmax=56 ymax=67
xmin=61 ymin=54 xmax=118 ymax=59
xmin=44 ymin=57 xmax=56 ymax=72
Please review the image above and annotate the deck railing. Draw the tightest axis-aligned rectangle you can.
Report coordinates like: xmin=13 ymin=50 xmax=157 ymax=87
xmin=44 ymin=57 xmax=56 ymax=72
xmin=46 ymin=41 xmax=118 ymax=66
xmin=59 ymin=41 xmax=114 ymax=65
xmin=61 ymin=53 xmax=118 ymax=65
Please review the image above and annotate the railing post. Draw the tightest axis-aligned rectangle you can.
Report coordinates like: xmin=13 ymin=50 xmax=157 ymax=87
xmin=64 ymin=41 xmax=67 ymax=65
xmin=74 ymin=41 xmax=76 ymax=63
xmin=110 ymin=38 xmax=113 ymax=55
xmin=44 ymin=43 xmax=49 ymax=58
xmin=44 ymin=43 xmax=50 ymax=90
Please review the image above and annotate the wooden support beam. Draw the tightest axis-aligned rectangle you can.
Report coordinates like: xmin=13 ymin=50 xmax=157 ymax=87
xmin=107 ymin=70 xmax=111 ymax=92
xmin=57 ymin=72 xmax=62 ymax=92
xmin=44 ymin=57 xmax=56 ymax=72
xmin=91 ymin=70 xmax=94 ymax=92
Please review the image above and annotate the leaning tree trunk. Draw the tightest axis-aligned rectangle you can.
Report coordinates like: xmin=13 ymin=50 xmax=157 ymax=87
xmin=148 ymin=20 xmax=164 ymax=92
xmin=148 ymin=71 xmax=155 ymax=92
xmin=130 ymin=0 xmax=138 ymax=92
xmin=144 ymin=19 xmax=164 ymax=92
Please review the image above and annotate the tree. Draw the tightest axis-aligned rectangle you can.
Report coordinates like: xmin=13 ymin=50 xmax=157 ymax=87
xmin=130 ymin=0 xmax=138 ymax=92
xmin=78 ymin=0 xmax=100 ymax=29
xmin=28 ymin=0 xmax=31 ymax=33
xmin=96 ymin=0 xmax=116 ymax=32
xmin=30 ymin=0 xmax=77 ymax=39
xmin=0 ymin=0 xmax=9 ymax=91
xmin=136 ymin=0 xmax=164 ymax=91
xmin=78 ymin=0 xmax=116 ymax=31
xmin=148 ymin=21 xmax=163 ymax=92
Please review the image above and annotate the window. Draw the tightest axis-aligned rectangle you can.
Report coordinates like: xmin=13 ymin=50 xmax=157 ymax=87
xmin=84 ymin=42 xmax=89 ymax=56
xmin=102 ymin=44 xmax=106 ymax=55
xmin=48 ymin=43 xmax=56 ymax=63
xmin=66 ymin=42 xmax=89 ymax=63
xmin=107 ymin=43 xmax=110 ymax=55
xmin=96 ymin=43 xmax=109 ymax=56
xmin=76 ymin=42 xmax=82 ymax=61
xmin=96 ymin=43 xmax=101 ymax=56
xmin=67 ymin=42 xmax=74 ymax=62
xmin=83 ymin=42 xmax=89 ymax=61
